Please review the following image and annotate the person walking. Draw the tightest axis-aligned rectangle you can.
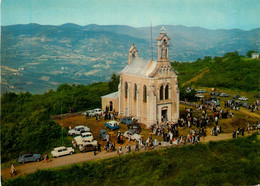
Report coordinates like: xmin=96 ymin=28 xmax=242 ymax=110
xmin=10 ymin=163 xmax=16 ymax=177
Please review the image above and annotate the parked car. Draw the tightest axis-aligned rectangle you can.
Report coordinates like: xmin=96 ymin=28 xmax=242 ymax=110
xmin=79 ymin=140 xmax=97 ymax=152
xmin=74 ymin=132 xmax=94 ymax=146
xmin=238 ymin=96 xmax=248 ymax=101
xmin=227 ymin=100 xmax=235 ymax=104
xmin=79 ymin=144 xmax=96 ymax=153
xmin=220 ymin=93 xmax=229 ymax=97
xmin=82 ymin=110 xmax=94 ymax=116
xmin=242 ymin=102 xmax=248 ymax=108
xmin=207 ymin=100 xmax=220 ymax=107
xmin=105 ymin=120 xmax=119 ymax=130
xmin=88 ymin=108 xmax=103 ymax=117
xmin=120 ymin=117 xmax=133 ymax=125
xmin=214 ymin=92 xmax=220 ymax=96
xmin=235 ymin=100 xmax=243 ymax=106
xmin=51 ymin=146 xmax=74 ymax=158
xmin=233 ymin=94 xmax=240 ymax=99
xmin=195 ymin=94 xmax=204 ymax=98
xmin=98 ymin=129 xmax=108 ymax=141
xmin=130 ymin=123 xmax=141 ymax=134
xmin=123 ymin=129 xmax=142 ymax=141
xmin=68 ymin=125 xmax=90 ymax=136
xmin=254 ymin=94 xmax=260 ymax=98
xmin=18 ymin=153 xmax=43 ymax=164
xmin=197 ymin=89 xmax=206 ymax=93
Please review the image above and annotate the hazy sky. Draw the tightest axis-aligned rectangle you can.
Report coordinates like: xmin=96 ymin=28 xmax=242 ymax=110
xmin=2 ymin=0 xmax=260 ymax=30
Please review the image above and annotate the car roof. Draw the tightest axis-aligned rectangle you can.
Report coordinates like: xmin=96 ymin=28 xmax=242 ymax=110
xmin=81 ymin=132 xmax=92 ymax=135
xmin=123 ymin=116 xmax=132 ymax=119
xmin=54 ymin=146 xmax=66 ymax=151
xmin=108 ymin=120 xmax=118 ymax=124
xmin=75 ymin=125 xmax=85 ymax=128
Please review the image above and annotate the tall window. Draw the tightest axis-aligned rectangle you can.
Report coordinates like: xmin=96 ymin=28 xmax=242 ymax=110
xmin=134 ymin=83 xmax=137 ymax=99
xmin=160 ymin=85 xmax=164 ymax=100
xmin=143 ymin=85 xmax=147 ymax=102
xmin=125 ymin=82 xmax=128 ymax=98
xmin=165 ymin=85 xmax=169 ymax=99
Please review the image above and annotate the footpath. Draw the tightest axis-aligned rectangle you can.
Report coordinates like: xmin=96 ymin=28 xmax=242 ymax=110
xmin=1 ymin=132 xmax=252 ymax=180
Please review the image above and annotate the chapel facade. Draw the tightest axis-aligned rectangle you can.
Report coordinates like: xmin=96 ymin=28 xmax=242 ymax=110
xmin=101 ymin=28 xmax=179 ymax=126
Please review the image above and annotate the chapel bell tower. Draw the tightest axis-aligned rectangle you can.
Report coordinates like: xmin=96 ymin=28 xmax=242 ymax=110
xmin=157 ymin=27 xmax=170 ymax=62
xmin=128 ymin=43 xmax=138 ymax=64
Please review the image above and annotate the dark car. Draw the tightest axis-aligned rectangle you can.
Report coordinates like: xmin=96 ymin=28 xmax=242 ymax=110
xmin=130 ymin=123 xmax=141 ymax=134
xmin=235 ymin=100 xmax=243 ymax=106
xmin=79 ymin=144 xmax=95 ymax=153
xmin=220 ymin=93 xmax=229 ymax=97
xmin=98 ymin=129 xmax=107 ymax=141
xmin=254 ymin=94 xmax=260 ymax=98
xmin=18 ymin=153 xmax=42 ymax=164
xmin=242 ymin=102 xmax=248 ymax=108
xmin=233 ymin=94 xmax=240 ymax=99
xmin=119 ymin=117 xmax=133 ymax=125
xmin=227 ymin=100 xmax=235 ymax=105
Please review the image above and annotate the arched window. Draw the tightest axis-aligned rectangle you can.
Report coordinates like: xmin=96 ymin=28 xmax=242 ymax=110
xmin=160 ymin=85 xmax=164 ymax=100
xmin=134 ymin=83 xmax=137 ymax=99
xmin=165 ymin=85 xmax=169 ymax=100
xmin=125 ymin=81 xmax=128 ymax=98
xmin=143 ymin=85 xmax=147 ymax=102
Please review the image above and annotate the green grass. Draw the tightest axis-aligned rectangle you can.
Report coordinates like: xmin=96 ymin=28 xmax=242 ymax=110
xmin=172 ymin=55 xmax=260 ymax=91
xmin=3 ymin=133 xmax=260 ymax=186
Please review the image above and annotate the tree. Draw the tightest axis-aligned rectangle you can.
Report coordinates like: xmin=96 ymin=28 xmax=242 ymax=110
xmin=246 ymin=50 xmax=257 ymax=58
xmin=108 ymin=73 xmax=120 ymax=92
xmin=203 ymin=56 xmax=212 ymax=62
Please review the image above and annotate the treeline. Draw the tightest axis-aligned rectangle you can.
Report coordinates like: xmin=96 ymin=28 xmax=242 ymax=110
xmin=172 ymin=51 xmax=260 ymax=91
xmin=1 ymin=74 xmax=119 ymax=163
xmin=3 ymin=134 xmax=259 ymax=185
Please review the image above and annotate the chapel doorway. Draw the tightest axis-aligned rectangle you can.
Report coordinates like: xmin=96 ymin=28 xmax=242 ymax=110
xmin=161 ymin=109 xmax=167 ymax=122
xmin=109 ymin=101 xmax=113 ymax=111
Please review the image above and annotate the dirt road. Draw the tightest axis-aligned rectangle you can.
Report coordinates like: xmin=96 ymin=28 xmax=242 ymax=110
xmin=1 ymin=132 xmax=252 ymax=180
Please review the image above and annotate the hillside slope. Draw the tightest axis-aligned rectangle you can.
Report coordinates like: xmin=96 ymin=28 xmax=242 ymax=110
xmin=1 ymin=23 xmax=260 ymax=94
xmin=172 ymin=53 xmax=260 ymax=91
xmin=3 ymin=134 xmax=259 ymax=186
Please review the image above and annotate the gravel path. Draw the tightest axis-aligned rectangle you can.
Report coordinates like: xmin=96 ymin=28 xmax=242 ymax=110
xmin=1 ymin=132 xmax=251 ymax=180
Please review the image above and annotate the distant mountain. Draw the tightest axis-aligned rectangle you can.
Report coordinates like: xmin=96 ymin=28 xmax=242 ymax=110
xmin=1 ymin=23 xmax=259 ymax=93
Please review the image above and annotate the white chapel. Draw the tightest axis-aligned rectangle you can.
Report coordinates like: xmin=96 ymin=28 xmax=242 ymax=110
xmin=102 ymin=28 xmax=179 ymax=126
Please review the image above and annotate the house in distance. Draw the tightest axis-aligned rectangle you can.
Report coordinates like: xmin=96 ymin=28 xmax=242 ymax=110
xmin=102 ymin=28 xmax=179 ymax=127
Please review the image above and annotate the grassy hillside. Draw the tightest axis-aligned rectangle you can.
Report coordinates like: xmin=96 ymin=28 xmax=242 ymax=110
xmin=3 ymin=134 xmax=260 ymax=186
xmin=1 ymin=74 xmax=118 ymax=163
xmin=172 ymin=52 xmax=260 ymax=91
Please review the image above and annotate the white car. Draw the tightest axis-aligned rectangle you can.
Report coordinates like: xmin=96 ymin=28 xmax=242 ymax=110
xmin=74 ymin=132 xmax=94 ymax=146
xmin=82 ymin=110 xmax=94 ymax=116
xmin=51 ymin=146 xmax=75 ymax=158
xmin=68 ymin=125 xmax=90 ymax=136
xmin=238 ymin=96 xmax=248 ymax=101
xmin=89 ymin=108 xmax=103 ymax=117
xmin=78 ymin=139 xmax=98 ymax=152
xmin=123 ymin=130 xmax=142 ymax=141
